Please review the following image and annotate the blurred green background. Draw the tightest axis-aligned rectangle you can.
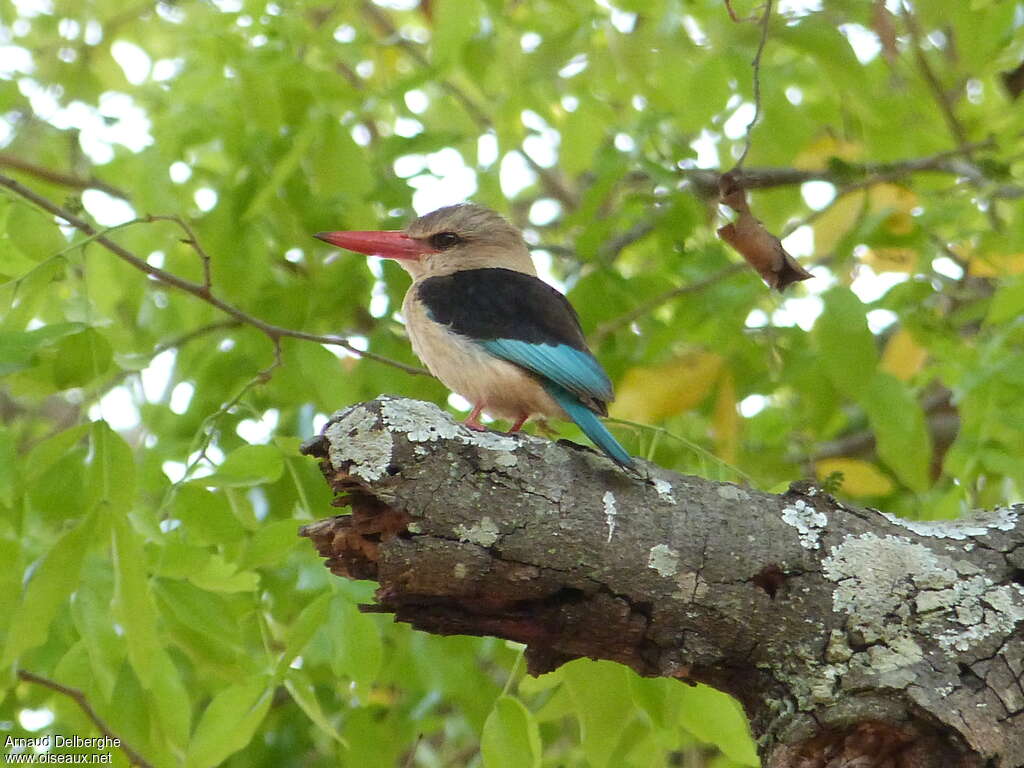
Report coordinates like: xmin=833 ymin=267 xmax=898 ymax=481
xmin=2 ymin=0 xmax=1023 ymax=765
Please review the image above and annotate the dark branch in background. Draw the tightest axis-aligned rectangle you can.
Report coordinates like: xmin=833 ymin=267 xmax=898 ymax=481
xmin=0 ymin=152 xmax=130 ymax=201
xmin=17 ymin=670 xmax=154 ymax=768
xmin=729 ymin=0 xmax=774 ymax=170
xmin=0 ymin=173 xmax=427 ymax=377
xmin=357 ymin=0 xmax=577 ymax=212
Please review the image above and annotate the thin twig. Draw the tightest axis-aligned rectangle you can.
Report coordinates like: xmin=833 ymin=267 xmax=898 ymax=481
xmin=145 ymin=214 xmax=213 ymax=289
xmin=731 ymin=0 xmax=774 ymax=170
xmin=0 ymin=173 xmax=427 ymax=377
xmin=17 ymin=670 xmax=155 ymax=768
xmin=0 ymin=152 xmax=130 ymax=200
xmin=900 ymin=2 xmax=971 ymax=153
xmin=590 ymin=263 xmax=747 ymax=343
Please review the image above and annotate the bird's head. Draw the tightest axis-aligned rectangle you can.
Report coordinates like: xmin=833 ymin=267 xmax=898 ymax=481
xmin=315 ymin=203 xmax=536 ymax=279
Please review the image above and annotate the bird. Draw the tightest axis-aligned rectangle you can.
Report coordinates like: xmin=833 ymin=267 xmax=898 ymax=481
xmin=314 ymin=203 xmax=634 ymax=469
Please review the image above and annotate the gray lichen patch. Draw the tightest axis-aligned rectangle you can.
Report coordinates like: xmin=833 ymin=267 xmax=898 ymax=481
xmin=878 ymin=505 xmax=1020 ymax=540
xmin=648 ymin=544 xmax=680 ymax=578
xmin=653 ymin=478 xmax=676 ymax=504
xmin=823 ymin=533 xmax=1024 ymax=660
xmin=781 ymin=500 xmax=828 ymax=550
xmin=454 ymin=516 xmax=500 ymax=547
xmin=603 ymin=491 xmax=618 ymax=543
xmin=379 ymin=396 xmax=528 ymax=458
xmin=325 ymin=405 xmax=393 ymax=482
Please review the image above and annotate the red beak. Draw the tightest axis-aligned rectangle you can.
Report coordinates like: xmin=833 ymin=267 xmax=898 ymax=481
xmin=313 ymin=230 xmax=434 ymax=261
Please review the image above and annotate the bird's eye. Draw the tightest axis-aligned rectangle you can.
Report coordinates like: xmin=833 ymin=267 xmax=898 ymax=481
xmin=429 ymin=232 xmax=462 ymax=250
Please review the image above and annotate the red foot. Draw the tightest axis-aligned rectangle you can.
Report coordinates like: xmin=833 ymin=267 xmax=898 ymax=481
xmin=464 ymin=404 xmax=487 ymax=431
xmin=508 ymin=414 xmax=529 ymax=433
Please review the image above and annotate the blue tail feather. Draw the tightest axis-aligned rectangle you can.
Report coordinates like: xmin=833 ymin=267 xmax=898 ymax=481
xmin=543 ymin=383 xmax=634 ymax=469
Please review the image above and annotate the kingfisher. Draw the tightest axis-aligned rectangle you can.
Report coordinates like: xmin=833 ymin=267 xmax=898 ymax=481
xmin=315 ymin=204 xmax=634 ymax=469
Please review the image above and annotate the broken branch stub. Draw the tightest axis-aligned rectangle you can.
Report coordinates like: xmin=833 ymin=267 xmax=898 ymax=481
xmin=300 ymin=396 xmax=1024 ymax=768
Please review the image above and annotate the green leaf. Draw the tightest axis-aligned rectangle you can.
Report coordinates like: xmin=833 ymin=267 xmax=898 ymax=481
xmin=1 ymin=510 xmax=95 ymax=666
xmin=985 ymin=276 xmax=1024 ymax=325
xmin=87 ymin=420 xmax=135 ymax=513
xmin=192 ymin=444 xmax=284 ymax=488
xmin=863 ymin=372 xmax=932 ymax=492
xmin=284 ymin=669 xmax=347 ymax=746
xmin=112 ymin=514 xmax=162 ymax=689
xmin=52 ymin=328 xmax=113 ymax=388
xmin=242 ymin=517 xmax=301 ymax=570
xmin=329 ymin=595 xmax=382 ymax=689
xmin=481 ymin=696 xmax=542 ymax=768
xmin=677 ymin=684 xmax=759 ymax=766
xmin=185 ymin=679 xmax=274 ymax=768
xmin=432 ymin=0 xmax=482 ymax=69
xmin=187 ymin=554 xmax=260 ymax=593
xmin=0 ymin=426 xmax=16 ymax=506
xmin=278 ymin=591 xmax=330 ymax=675
xmin=562 ymin=659 xmax=632 ymax=768
xmin=8 ymin=201 xmax=68 ymax=262
xmin=813 ymin=287 xmax=878 ymax=400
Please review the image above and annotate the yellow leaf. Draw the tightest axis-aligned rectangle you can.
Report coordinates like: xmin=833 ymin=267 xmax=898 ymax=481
xmin=815 ymin=458 xmax=894 ymax=497
xmin=968 ymin=252 xmax=1024 ymax=277
xmin=611 ymin=352 xmax=722 ymax=423
xmin=813 ymin=190 xmax=866 ymax=256
xmin=862 ymin=247 xmax=917 ymax=273
xmin=880 ymin=328 xmax=927 ymax=381
xmin=813 ymin=184 xmax=917 ymax=257
xmin=794 ymin=134 xmax=863 ymax=170
xmin=712 ymin=370 xmax=739 ymax=464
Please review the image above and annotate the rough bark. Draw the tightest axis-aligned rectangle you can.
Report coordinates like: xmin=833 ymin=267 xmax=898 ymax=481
xmin=299 ymin=396 xmax=1024 ymax=768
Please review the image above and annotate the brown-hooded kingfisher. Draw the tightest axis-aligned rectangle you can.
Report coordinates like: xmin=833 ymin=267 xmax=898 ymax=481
xmin=315 ymin=203 xmax=634 ymax=469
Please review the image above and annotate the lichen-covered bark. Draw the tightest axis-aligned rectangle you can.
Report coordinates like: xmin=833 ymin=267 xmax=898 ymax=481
xmin=300 ymin=396 xmax=1024 ymax=768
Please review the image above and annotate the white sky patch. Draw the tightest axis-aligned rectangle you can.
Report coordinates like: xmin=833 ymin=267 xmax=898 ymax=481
xmin=410 ymin=148 xmax=478 ymax=214
xmin=778 ymin=0 xmax=822 ymax=13
xmin=603 ymin=490 xmax=617 ymax=542
xmin=152 ymin=58 xmax=184 ymax=82
xmin=529 ymin=198 xmax=561 ymax=226
xmin=499 ymin=151 xmax=536 ymax=198
xmin=745 ymin=308 xmax=769 ymax=328
xmin=785 ymin=86 xmax=804 ymax=105
xmin=169 ymin=161 xmax=192 ymax=183
xmin=147 ymin=250 xmax=165 ymax=269
xmin=169 ymin=381 xmax=194 ymax=415
xmin=477 ymin=132 xmax=498 ymax=167
xmin=782 ymin=225 xmax=814 ymax=258
xmin=866 ymin=308 xmax=898 ymax=333
xmin=394 ymin=154 xmax=426 ymax=178
xmin=681 ymin=15 xmax=708 ymax=46
xmin=162 ymin=461 xmax=186 ymax=482
xmin=311 ymin=412 xmax=329 ymax=434
xmin=740 ymin=394 xmax=769 ymax=418
xmin=773 ymin=295 xmax=823 ymax=330
xmin=141 ymin=348 xmax=176 ymax=402
xmin=520 ymin=32 xmax=542 ymax=53
xmin=393 ymin=116 xmax=422 ymax=138
xmin=723 ymin=102 xmax=755 ymax=140
xmin=397 ymin=88 xmax=427 ymax=115
xmin=194 ymin=187 xmax=218 ymax=212
xmin=689 ymin=130 xmax=719 ymax=168
xmin=839 ymin=23 xmax=881 ymax=64
xmin=18 ymin=707 xmax=55 ymax=732
xmin=89 ymin=386 xmax=140 ymax=430
xmin=558 ymin=53 xmax=588 ymax=79
xmin=851 ymin=265 xmax=908 ymax=302
xmin=333 ymin=24 xmax=356 ymax=43
xmin=801 ymin=181 xmax=836 ymax=210
xmin=82 ymin=189 xmax=136 ymax=226
xmin=0 ymin=45 xmax=33 ymax=76
xmin=111 ymin=40 xmax=151 ymax=85
xmin=614 ymin=132 xmax=635 ymax=152
xmin=932 ymin=256 xmax=964 ymax=280
xmin=237 ymin=408 xmax=279 ymax=444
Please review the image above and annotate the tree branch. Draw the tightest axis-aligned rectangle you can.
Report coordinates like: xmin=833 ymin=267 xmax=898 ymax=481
xmin=0 ymin=152 xmax=130 ymax=201
xmin=299 ymin=396 xmax=1024 ymax=768
xmin=0 ymin=173 xmax=427 ymax=377
xmin=17 ymin=670 xmax=155 ymax=768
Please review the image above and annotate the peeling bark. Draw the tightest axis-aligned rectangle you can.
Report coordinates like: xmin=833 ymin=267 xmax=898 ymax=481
xmin=299 ymin=396 xmax=1024 ymax=768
